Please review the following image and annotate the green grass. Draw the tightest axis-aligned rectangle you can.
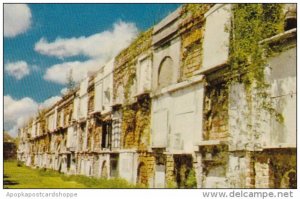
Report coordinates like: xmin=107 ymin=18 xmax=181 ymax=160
xmin=4 ymin=160 xmax=139 ymax=188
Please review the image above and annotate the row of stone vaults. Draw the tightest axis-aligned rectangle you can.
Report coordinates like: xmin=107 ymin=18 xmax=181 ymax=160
xmin=17 ymin=4 xmax=296 ymax=188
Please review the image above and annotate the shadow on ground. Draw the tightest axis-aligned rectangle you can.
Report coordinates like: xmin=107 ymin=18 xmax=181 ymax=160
xmin=3 ymin=175 xmax=19 ymax=186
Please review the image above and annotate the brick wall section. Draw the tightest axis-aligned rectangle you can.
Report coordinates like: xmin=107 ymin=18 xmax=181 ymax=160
xmin=254 ymin=150 xmax=296 ymax=188
xmin=180 ymin=19 xmax=204 ymax=79
xmin=65 ymin=102 xmax=73 ymax=127
xmin=121 ymin=105 xmax=136 ymax=149
xmin=166 ymin=154 xmax=175 ymax=184
xmin=93 ymin=124 xmax=102 ymax=152
xmin=138 ymin=152 xmax=155 ymax=186
xmin=179 ymin=4 xmax=212 ymax=80
xmin=203 ymin=83 xmax=229 ymax=141
xmin=135 ymin=96 xmax=151 ymax=151
xmin=87 ymin=120 xmax=93 ymax=151
xmin=272 ymin=150 xmax=296 ymax=188
xmin=255 ymin=156 xmax=272 ymax=188
xmin=38 ymin=110 xmax=47 ymax=135
xmin=88 ymin=82 xmax=95 ymax=114
xmin=114 ymin=29 xmax=152 ymax=150
xmin=121 ymin=97 xmax=151 ymax=150
xmin=114 ymin=32 xmax=153 ymax=150
xmin=245 ymin=152 xmax=255 ymax=188
xmin=45 ymin=134 xmax=51 ymax=152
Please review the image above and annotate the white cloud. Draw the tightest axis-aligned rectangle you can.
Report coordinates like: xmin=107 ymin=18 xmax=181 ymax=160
xmin=39 ymin=96 xmax=61 ymax=109
xmin=4 ymin=95 xmax=38 ymax=137
xmin=35 ymin=21 xmax=138 ymax=59
xmin=40 ymin=21 xmax=139 ymax=85
xmin=60 ymin=87 xmax=68 ymax=95
xmin=4 ymin=95 xmax=38 ymax=123
xmin=5 ymin=61 xmax=30 ymax=80
xmin=4 ymin=95 xmax=61 ymax=137
xmin=4 ymin=4 xmax=32 ymax=37
xmin=44 ymin=59 xmax=101 ymax=84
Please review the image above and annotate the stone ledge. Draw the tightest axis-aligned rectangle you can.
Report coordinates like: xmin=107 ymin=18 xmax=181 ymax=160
xmin=259 ymin=28 xmax=296 ymax=45
xmin=263 ymin=143 xmax=296 ymax=149
xmin=153 ymin=7 xmax=182 ymax=34
xmin=163 ymin=150 xmax=192 ymax=155
xmin=193 ymin=62 xmax=227 ymax=76
xmin=204 ymin=4 xmax=226 ymax=18
xmin=151 ymin=75 xmax=204 ymax=98
xmin=196 ymin=140 xmax=228 ymax=146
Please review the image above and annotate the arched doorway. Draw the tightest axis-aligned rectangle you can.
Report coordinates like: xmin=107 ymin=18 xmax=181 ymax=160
xmin=158 ymin=56 xmax=173 ymax=89
xmin=101 ymin=161 xmax=108 ymax=178
xmin=137 ymin=162 xmax=148 ymax=186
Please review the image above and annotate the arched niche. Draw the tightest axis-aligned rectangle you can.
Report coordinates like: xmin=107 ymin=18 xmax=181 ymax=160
xmin=158 ymin=56 xmax=173 ymax=89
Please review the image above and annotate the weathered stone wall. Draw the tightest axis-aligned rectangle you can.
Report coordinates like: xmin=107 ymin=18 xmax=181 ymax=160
xmin=203 ymin=81 xmax=229 ymax=141
xmin=137 ymin=152 xmax=155 ymax=186
xmin=87 ymin=76 xmax=95 ymax=114
xmin=121 ymin=105 xmax=136 ymax=149
xmin=200 ymin=145 xmax=228 ymax=188
xmin=93 ymin=122 xmax=102 ymax=152
xmin=113 ymin=29 xmax=152 ymax=105
xmin=255 ymin=156 xmax=273 ymax=188
xmin=202 ymin=4 xmax=231 ymax=70
xmin=165 ymin=154 xmax=175 ymax=186
xmin=64 ymin=101 xmax=73 ymax=127
xmin=179 ymin=4 xmax=212 ymax=79
xmin=135 ymin=96 xmax=151 ymax=151
xmin=254 ymin=149 xmax=296 ymax=188
xmin=114 ymin=29 xmax=152 ymax=150
xmin=121 ymin=96 xmax=151 ymax=150
xmin=87 ymin=120 xmax=93 ymax=151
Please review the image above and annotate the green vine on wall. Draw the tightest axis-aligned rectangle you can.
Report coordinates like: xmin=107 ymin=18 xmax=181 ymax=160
xmin=229 ymin=4 xmax=285 ymax=123
xmin=114 ymin=28 xmax=152 ymax=149
xmin=115 ymin=29 xmax=153 ymax=68
xmin=181 ymin=4 xmax=213 ymax=19
xmin=123 ymin=69 xmax=136 ymax=103
xmin=114 ymin=29 xmax=152 ymax=104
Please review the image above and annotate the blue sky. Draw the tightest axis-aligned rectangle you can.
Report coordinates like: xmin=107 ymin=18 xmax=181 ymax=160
xmin=4 ymin=3 xmax=181 ymax=136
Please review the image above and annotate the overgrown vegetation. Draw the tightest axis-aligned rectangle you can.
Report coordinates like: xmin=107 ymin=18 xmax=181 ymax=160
xmin=186 ymin=169 xmax=197 ymax=188
xmin=229 ymin=4 xmax=285 ymax=123
xmin=166 ymin=180 xmax=177 ymax=188
xmin=114 ymin=28 xmax=153 ymax=151
xmin=181 ymin=4 xmax=213 ymax=19
xmin=4 ymin=160 xmax=139 ymax=188
xmin=121 ymin=105 xmax=136 ymax=148
xmin=113 ymin=29 xmax=152 ymax=104
xmin=115 ymin=29 xmax=153 ymax=67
